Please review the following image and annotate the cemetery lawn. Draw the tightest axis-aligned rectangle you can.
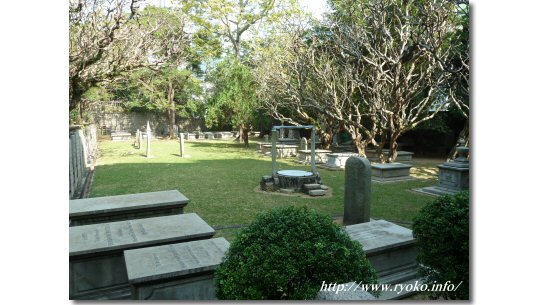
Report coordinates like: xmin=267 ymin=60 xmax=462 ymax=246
xmin=91 ymin=138 xmax=442 ymax=241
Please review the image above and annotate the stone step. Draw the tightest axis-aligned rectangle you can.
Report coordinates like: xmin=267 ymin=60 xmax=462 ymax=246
xmin=279 ymin=188 xmax=294 ymax=194
xmin=309 ymin=189 xmax=326 ymax=196
xmin=69 ymin=213 xmax=215 ymax=300
xmin=69 ymin=190 xmax=189 ymax=226
xmin=124 ymin=238 xmax=230 ymax=300
xmin=303 ymin=183 xmax=321 ymax=190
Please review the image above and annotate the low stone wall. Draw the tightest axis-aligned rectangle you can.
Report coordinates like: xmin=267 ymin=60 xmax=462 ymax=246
xmin=69 ymin=125 xmax=98 ymax=199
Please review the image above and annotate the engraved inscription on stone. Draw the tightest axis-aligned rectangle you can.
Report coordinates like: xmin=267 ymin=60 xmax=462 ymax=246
xmin=104 ymin=224 xmax=113 ymax=246
xmin=127 ymin=221 xmax=139 ymax=242
xmin=138 ymin=223 xmax=148 ymax=235
xmin=153 ymin=253 xmax=162 ymax=268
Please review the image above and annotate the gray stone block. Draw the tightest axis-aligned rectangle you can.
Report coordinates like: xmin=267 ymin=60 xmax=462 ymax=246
xmin=346 ymin=220 xmax=417 ymax=284
xmin=279 ymin=188 xmax=294 ymax=194
xmin=343 ymin=157 xmax=371 ymax=225
xmin=70 ymin=190 xmax=189 ymax=226
xmin=125 ymin=238 xmax=230 ymax=300
xmin=303 ymin=183 xmax=320 ymax=190
xmin=371 ymin=163 xmax=412 ymax=178
xmin=320 ymin=185 xmax=329 ymax=190
xmin=309 ymin=189 xmax=326 ymax=196
xmin=69 ymin=214 xmax=215 ymax=300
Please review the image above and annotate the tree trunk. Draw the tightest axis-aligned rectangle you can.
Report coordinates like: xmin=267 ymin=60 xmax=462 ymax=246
xmin=375 ymin=130 xmax=387 ymax=163
xmin=238 ymin=125 xmax=244 ymax=143
xmin=242 ymin=124 xmax=250 ymax=148
xmin=168 ymin=82 xmax=176 ymax=139
xmin=387 ymin=132 xmax=400 ymax=163
xmin=319 ymin=128 xmax=333 ymax=150
xmin=353 ymin=136 xmax=367 ymax=157
xmin=447 ymin=118 xmax=469 ymax=161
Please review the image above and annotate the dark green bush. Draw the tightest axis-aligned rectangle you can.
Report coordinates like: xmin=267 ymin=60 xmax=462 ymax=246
xmin=412 ymin=191 xmax=469 ymax=300
xmin=214 ymin=206 xmax=378 ymax=300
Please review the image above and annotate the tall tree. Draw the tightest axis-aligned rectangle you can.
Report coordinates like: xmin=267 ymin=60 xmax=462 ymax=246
xmin=330 ymin=0 xmax=469 ymax=162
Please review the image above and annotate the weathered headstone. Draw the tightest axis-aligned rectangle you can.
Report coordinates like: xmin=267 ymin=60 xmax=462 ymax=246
xmin=69 ymin=213 xmax=215 ymax=300
xmin=300 ymin=137 xmax=308 ymax=150
xmin=146 ymin=121 xmax=151 ymax=158
xmin=263 ymin=134 xmax=269 ymax=143
xmin=69 ymin=190 xmax=190 ymax=226
xmin=136 ymin=129 xmax=141 ymax=149
xmin=124 ymin=238 xmax=230 ymax=300
xmin=179 ymin=133 xmax=185 ymax=157
xmin=343 ymin=157 xmax=371 ymax=225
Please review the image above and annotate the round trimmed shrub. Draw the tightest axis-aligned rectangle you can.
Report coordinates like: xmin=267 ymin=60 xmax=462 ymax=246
xmin=412 ymin=191 xmax=469 ymax=300
xmin=214 ymin=206 xmax=377 ymax=300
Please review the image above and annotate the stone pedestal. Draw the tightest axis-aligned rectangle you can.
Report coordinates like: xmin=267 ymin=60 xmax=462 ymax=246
xmin=125 ymin=238 xmax=230 ymax=300
xmin=69 ymin=214 xmax=215 ymax=300
xmin=69 ymin=190 xmax=189 ymax=226
xmin=415 ymin=145 xmax=469 ymax=196
xmin=346 ymin=220 xmax=418 ymax=298
xmin=320 ymin=153 xmax=361 ymax=170
xmin=111 ymin=132 xmax=132 ymax=142
xmin=371 ymin=163 xmax=413 ymax=182
xmin=261 ymin=144 xmax=298 ymax=158
xmin=295 ymin=149 xmax=332 ymax=164
xmin=366 ymin=149 xmax=414 ymax=162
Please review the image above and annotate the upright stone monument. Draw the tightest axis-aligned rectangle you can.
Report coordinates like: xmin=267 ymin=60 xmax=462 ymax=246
xmin=179 ymin=133 xmax=185 ymax=157
xmin=343 ymin=157 xmax=371 ymax=225
xmin=299 ymin=137 xmax=308 ymax=150
xmin=263 ymin=134 xmax=269 ymax=143
xmin=415 ymin=140 xmax=470 ymax=196
xmin=136 ymin=129 xmax=141 ymax=149
xmin=146 ymin=121 xmax=152 ymax=158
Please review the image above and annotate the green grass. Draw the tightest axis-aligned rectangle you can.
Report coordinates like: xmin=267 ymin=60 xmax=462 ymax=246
xmin=92 ymin=138 xmax=441 ymax=240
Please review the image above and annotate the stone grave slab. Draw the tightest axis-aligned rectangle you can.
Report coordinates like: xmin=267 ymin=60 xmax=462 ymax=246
xmin=295 ymin=149 xmax=332 ymax=164
xmin=345 ymin=220 xmax=418 ymax=285
xmin=69 ymin=213 xmax=215 ymax=300
xmin=124 ymin=237 xmax=230 ymax=300
xmin=70 ymin=190 xmax=189 ymax=226
xmin=111 ymin=131 xmax=132 ymax=142
xmin=371 ymin=163 xmax=414 ymax=182
xmin=319 ymin=153 xmax=361 ymax=170
xmin=366 ymin=149 xmax=414 ymax=162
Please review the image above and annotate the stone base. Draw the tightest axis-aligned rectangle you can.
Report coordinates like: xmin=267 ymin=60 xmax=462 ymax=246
xmin=366 ymin=149 xmax=414 ymax=162
xmin=260 ymin=144 xmax=299 ymax=158
xmin=371 ymin=176 xmax=417 ymax=183
xmin=322 ymin=153 xmax=361 ymax=170
xmin=346 ymin=220 xmax=419 ymax=298
xmin=260 ymin=171 xmax=324 ymax=197
xmin=111 ymin=132 xmax=132 ymax=141
xmin=371 ymin=163 xmax=412 ymax=179
xmin=413 ymin=186 xmax=463 ymax=197
xmin=294 ymin=149 xmax=332 ymax=164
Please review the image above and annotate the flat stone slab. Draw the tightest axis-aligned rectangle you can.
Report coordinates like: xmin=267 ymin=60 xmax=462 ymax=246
xmin=309 ymin=189 xmax=326 ymax=196
xmin=125 ymin=238 xmax=230 ymax=284
xmin=303 ymin=183 xmax=321 ymax=190
xmin=346 ymin=220 xmax=417 ymax=285
xmin=70 ymin=190 xmax=189 ymax=226
xmin=371 ymin=163 xmax=412 ymax=178
xmin=413 ymin=186 xmax=461 ymax=197
xmin=345 ymin=220 xmax=415 ymax=254
xmin=324 ymin=153 xmax=361 ymax=169
xmin=70 ymin=213 xmax=215 ymax=299
xmin=70 ymin=214 xmax=215 ymax=257
xmin=366 ymin=149 xmax=414 ymax=162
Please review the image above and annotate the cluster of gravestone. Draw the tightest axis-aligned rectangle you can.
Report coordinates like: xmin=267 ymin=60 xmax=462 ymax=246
xmin=257 ymin=128 xmax=417 ymax=182
xmin=69 ymin=190 xmax=228 ymax=300
xmin=184 ymin=131 xmax=236 ymax=141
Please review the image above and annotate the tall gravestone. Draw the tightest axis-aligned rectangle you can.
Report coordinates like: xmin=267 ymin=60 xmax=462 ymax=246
xmin=300 ymin=137 xmax=308 ymax=150
xmin=179 ymin=133 xmax=185 ymax=157
xmin=263 ymin=134 xmax=269 ymax=143
xmin=343 ymin=157 xmax=371 ymax=225
xmin=146 ymin=121 xmax=151 ymax=158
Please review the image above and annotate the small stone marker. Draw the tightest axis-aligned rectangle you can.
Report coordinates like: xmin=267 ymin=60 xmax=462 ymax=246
xmin=263 ymin=134 xmax=269 ymax=142
xmin=146 ymin=121 xmax=152 ymax=158
xmin=69 ymin=190 xmax=190 ymax=226
xmin=179 ymin=133 xmax=185 ymax=157
xmin=343 ymin=157 xmax=371 ymax=225
xmin=125 ymin=238 xmax=230 ymax=300
xmin=300 ymin=137 xmax=308 ymax=150
xmin=69 ymin=213 xmax=215 ymax=299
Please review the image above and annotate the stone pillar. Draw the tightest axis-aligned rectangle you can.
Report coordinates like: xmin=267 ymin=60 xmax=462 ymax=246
xmin=300 ymin=137 xmax=308 ymax=150
xmin=179 ymin=133 xmax=185 ymax=157
xmin=343 ymin=157 xmax=371 ymax=225
xmin=271 ymin=130 xmax=278 ymax=177
xmin=146 ymin=121 xmax=151 ymax=158
xmin=310 ymin=129 xmax=317 ymax=174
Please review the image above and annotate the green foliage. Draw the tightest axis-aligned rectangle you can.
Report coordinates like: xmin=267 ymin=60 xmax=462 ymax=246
xmin=206 ymin=57 xmax=261 ymax=130
xmin=412 ymin=191 xmax=469 ymax=300
xmin=214 ymin=206 xmax=378 ymax=300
